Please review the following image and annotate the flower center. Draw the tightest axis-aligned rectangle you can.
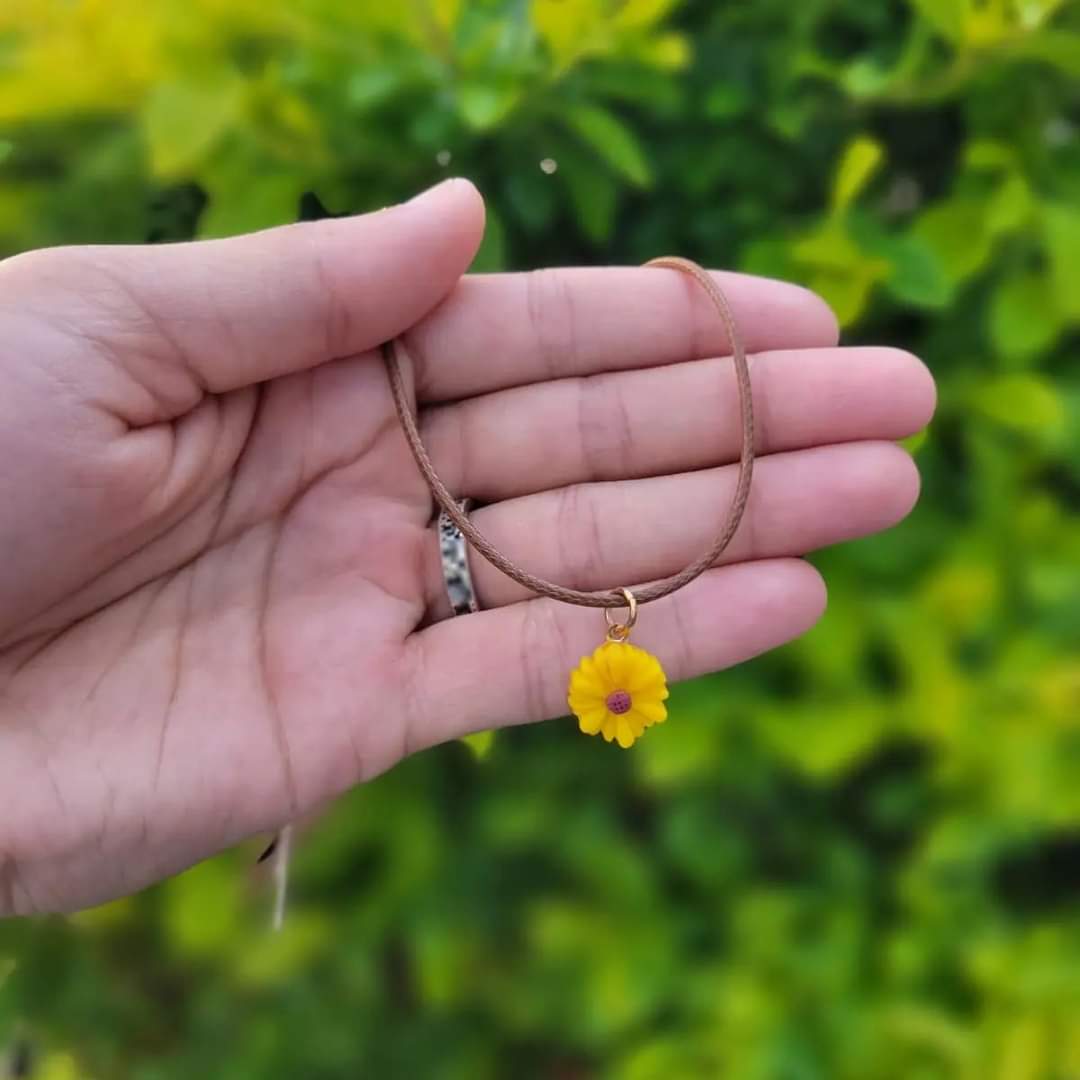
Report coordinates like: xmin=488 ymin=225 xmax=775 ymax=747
xmin=605 ymin=689 xmax=632 ymax=715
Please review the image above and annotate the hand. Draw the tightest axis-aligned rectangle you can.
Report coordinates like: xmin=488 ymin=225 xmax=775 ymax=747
xmin=0 ymin=180 xmax=935 ymax=914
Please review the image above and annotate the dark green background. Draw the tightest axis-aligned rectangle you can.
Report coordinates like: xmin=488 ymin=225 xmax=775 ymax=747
xmin=2 ymin=1 xmax=1080 ymax=1076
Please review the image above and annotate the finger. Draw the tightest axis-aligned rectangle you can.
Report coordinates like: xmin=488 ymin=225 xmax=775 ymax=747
xmin=405 ymin=558 xmax=826 ymax=750
xmin=420 ymin=346 xmax=935 ymax=500
xmin=422 ymin=441 xmax=917 ymax=616
xmin=2 ymin=179 xmax=485 ymax=423
xmin=407 ymin=265 xmax=839 ymax=402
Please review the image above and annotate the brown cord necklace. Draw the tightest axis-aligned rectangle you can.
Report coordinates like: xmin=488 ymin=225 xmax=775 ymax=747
xmin=383 ymin=256 xmax=755 ymax=748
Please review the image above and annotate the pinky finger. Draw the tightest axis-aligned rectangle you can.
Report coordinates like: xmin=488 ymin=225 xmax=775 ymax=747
xmin=402 ymin=558 xmax=827 ymax=753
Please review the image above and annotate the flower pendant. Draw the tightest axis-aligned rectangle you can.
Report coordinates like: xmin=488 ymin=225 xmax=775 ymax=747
xmin=567 ymin=641 xmax=669 ymax=749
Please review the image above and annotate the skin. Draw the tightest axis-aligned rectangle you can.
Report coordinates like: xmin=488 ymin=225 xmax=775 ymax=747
xmin=0 ymin=179 xmax=936 ymax=915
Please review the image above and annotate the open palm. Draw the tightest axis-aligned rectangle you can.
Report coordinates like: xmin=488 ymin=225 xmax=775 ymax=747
xmin=0 ymin=180 xmax=935 ymax=915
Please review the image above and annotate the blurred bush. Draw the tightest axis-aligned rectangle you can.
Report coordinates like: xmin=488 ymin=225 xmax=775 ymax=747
xmin=2 ymin=0 xmax=1080 ymax=1076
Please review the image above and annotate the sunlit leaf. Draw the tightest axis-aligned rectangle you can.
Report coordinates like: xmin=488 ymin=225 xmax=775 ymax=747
xmin=198 ymin=168 xmax=305 ymax=238
xmin=431 ymin=0 xmax=461 ymax=33
xmin=233 ymin=913 xmax=332 ymax=986
xmin=564 ymin=103 xmax=652 ymax=186
xmin=458 ymin=82 xmax=520 ymax=130
xmin=985 ymin=173 xmax=1033 ymax=236
xmin=1041 ymin=203 xmax=1080 ymax=320
xmin=972 ymin=373 xmax=1066 ymax=434
xmin=901 ymin=427 xmax=928 ymax=454
xmin=904 ymin=0 xmax=969 ymax=44
xmin=35 ymin=1054 xmax=82 ymax=1080
xmin=914 ymin=197 xmax=993 ymax=284
xmin=142 ymin=75 xmax=244 ymax=177
xmin=831 ymin=135 xmax=885 ymax=213
xmin=613 ymin=0 xmax=681 ymax=30
xmin=988 ymin=270 xmax=1064 ymax=361
xmin=532 ymin=0 xmax=606 ymax=69
xmin=857 ymin=224 xmax=953 ymax=309
xmin=1004 ymin=29 xmax=1080 ymax=75
xmin=162 ymin=856 xmax=244 ymax=957
xmin=807 ymin=266 xmax=883 ymax=326
xmin=635 ymin=31 xmax=691 ymax=70
xmin=964 ymin=139 xmax=1016 ymax=171
xmin=462 ymin=729 xmax=496 ymax=759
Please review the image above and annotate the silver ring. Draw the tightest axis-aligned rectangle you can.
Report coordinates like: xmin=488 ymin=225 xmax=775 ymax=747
xmin=438 ymin=499 xmax=479 ymax=616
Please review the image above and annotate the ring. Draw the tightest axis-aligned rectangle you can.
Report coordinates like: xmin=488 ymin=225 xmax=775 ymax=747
xmin=438 ymin=499 xmax=479 ymax=616
xmin=604 ymin=587 xmax=638 ymax=642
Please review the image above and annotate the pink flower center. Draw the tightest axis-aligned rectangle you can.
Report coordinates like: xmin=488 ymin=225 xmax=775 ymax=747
xmin=605 ymin=690 xmax=632 ymax=715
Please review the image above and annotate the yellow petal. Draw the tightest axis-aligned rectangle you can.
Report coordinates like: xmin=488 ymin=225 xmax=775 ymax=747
xmin=631 ymin=701 xmax=666 ymax=727
xmin=594 ymin=645 xmax=620 ymax=690
xmin=604 ymin=643 xmax=633 ymax=686
xmin=626 ymin=655 xmax=666 ymax=693
xmin=571 ymin=657 xmax=605 ymax=696
xmin=576 ymin=706 xmax=606 ymax=735
xmin=568 ymin=684 xmax=603 ymax=711
xmin=615 ymin=716 xmax=636 ymax=748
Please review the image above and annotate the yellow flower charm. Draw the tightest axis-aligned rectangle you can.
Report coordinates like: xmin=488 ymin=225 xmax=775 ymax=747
xmin=567 ymin=642 xmax=669 ymax=748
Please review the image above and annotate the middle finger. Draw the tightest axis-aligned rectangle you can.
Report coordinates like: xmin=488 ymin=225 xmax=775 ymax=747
xmin=419 ymin=346 xmax=934 ymax=502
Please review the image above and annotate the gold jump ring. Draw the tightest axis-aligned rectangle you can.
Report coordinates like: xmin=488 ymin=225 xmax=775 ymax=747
xmin=604 ymin=588 xmax=638 ymax=642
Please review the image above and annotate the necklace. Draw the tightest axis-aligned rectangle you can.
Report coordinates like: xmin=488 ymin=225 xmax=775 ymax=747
xmin=383 ymin=256 xmax=755 ymax=747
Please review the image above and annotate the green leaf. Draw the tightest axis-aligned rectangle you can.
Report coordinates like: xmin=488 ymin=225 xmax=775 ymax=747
xmin=883 ymin=233 xmax=953 ymax=309
xmin=988 ymin=270 xmax=1065 ymax=362
xmin=1041 ymin=203 xmax=1080 ymax=320
xmin=913 ymin=197 xmax=993 ymax=284
xmin=458 ymin=82 xmax=520 ymax=131
xmin=792 ymin=218 xmax=890 ymax=325
xmin=831 ymin=135 xmax=885 ymax=213
xmin=162 ymin=857 xmax=243 ymax=958
xmin=613 ymin=0 xmax=680 ymax=30
xmin=904 ymin=0 xmax=968 ymax=44
xmin=704 ymin=82 xmax=749 ymax=119
xmin=1005 ymin=30 xmax=1080 ymax=75
xmin=470 ymin=206 xmax=505 ymax=272
xmin=841 ymin=57 xmax=895 ymax=99
xmin=901 ymin=428 xmax=929 ymax=454
xmin=964 ymin=139 xmax=1016 ymax=171
xmin=564 ymin=103 xmax=652 ymax=186
xmin=198 ymin=169 xmax=305 ymax=238
xmin=35 ymin=1054 xmax=81 ymax=1080
xmin=807 ymin=267 xmax=880 ymax=326
xmin=972 ymin=374 xmax=1066 ymax=435
xmin=505 ymin=167 xmax=557 ymax=231
xmin=346 ymin=67 xmax=401 ymax=109
xmin=432 ymin=0 xmax=461 ymax=32
xmin=142 ymin=76 xmax=244 ymax=178
xmin=233 ymin=913 xmax=332 ymax=986
xmin=462 ymin=730 xmax=496 ymax=759
xmin=761 ymin=703 xmax=886 ymax=778
xmin=561 ymin=149 xmax=618 ymax=242
xmin=985 ymin=174 xmax=1032 ymax=236
xmin=635 ymin=31 xmax=691 ymax=71
xmin=854 ymin=216 xmax=954 ymax=309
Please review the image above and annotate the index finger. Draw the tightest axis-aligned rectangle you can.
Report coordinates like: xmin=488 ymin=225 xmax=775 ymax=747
xmin=407 ymin=266 xmax=839 ymax=403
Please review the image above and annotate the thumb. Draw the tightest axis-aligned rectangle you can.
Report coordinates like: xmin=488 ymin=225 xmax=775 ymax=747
xmin=11 ymin=178 xmax=485 ymax=414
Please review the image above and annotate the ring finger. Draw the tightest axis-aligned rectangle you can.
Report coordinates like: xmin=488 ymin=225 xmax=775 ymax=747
xmin=423 ymin=440 xmax=919 ymax=619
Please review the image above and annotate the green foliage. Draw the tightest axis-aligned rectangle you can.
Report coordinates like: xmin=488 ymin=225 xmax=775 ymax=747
xmin=3 ymin=0 xmax=1080 ymax=1075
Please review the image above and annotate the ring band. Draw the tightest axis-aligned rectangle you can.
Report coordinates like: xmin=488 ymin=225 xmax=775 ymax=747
xmin=438 ymin=499 xmax=479 ymax=616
